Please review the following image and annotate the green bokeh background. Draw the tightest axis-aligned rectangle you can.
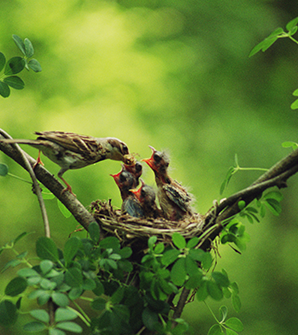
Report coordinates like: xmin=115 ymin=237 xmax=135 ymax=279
xmin=1 ymin=1 xmax=298 ymax=334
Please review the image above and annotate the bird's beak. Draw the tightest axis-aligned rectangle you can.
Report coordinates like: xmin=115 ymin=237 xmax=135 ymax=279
xmin=130 ymin=179 xmax=145 ymax=200
xmin=130 ymin=186 xmax=142 ymax=200
xmin=110 ymin=171 xmax=122 ymax=184
xmin=142 ymin=146 xmax=156 ymax=171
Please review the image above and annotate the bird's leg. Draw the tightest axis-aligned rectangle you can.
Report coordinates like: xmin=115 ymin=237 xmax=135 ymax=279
xmin=33 ymin=150 xmax=44 ymax=169
xmin=59 ymin=175 xmax=76 ymax=197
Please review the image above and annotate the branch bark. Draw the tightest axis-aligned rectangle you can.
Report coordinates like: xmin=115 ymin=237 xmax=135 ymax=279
xmin=0 ymin=132 xmax=96 ymax=231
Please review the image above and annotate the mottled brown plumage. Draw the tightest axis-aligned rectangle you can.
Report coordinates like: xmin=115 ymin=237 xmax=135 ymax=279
xmin=1 ymin=131 xmax=130 ymax=194
xmin=130 ymin=180 xmax=161 ymax=218
xmin=143 ymin=146 xmax=194 ymax=221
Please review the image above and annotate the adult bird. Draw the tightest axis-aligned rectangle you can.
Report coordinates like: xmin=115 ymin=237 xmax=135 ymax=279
xmin=0 ymin=131 xmax=130 ymax=195
xmin=110 ymin=168 xmax=144 ymax=218
xmin=142 ymin=146 xmax=194 ymax=221
xmin=130 ymin=180 xmax=161 ymax=219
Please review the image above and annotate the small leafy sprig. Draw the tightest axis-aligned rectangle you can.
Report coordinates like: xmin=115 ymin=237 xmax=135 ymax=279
xmin=206 ymin=305 xmax=244 ymax=335
xmin=220 ymin=154 xmax=268 ymax=194
xmin=0 ymin=34 xmax=41 ymax=98
xmin=249 ymin=16 xmax=298 ymax=110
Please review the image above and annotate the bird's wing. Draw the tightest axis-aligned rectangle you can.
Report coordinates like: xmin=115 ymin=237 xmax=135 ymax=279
xmin=35 ymin=131 xmax=103 ymax=158
xmin=163 ymin=184 xmax=192 ymax=212
xmin=123 ymin=198 xmax=144 ymax=218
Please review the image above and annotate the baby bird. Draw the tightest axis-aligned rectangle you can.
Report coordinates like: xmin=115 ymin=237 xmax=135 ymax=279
xmin=130 ymin=180 xmax=161 ymax=218
xmin=110 ymin=168 xmax=144 ymax=218
xmin=0 ymin=131 xmax=130 ymax=195
xmin=142 ymin=146 xmax=194 ymax=221
xmin=122 ymin=161 xmax=143 ymax=188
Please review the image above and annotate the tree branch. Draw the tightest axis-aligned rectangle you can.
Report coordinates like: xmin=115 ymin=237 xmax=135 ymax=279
xmin=0 ymin=133 xmax=97 ymax=231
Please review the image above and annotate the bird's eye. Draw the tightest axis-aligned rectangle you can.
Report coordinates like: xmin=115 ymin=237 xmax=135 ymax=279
xmin=135 ymin=163 xmax=142 ymax=173
xmin=122 ymin=144 xmax=129 ymax=154
xmin=153 ymin=153 xmax=161 ymax=163
xmin=120 ymin=172 xmax=127 ymax=182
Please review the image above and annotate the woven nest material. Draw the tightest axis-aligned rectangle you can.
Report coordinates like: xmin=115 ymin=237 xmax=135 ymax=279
xmin=90 ymin=200 xmax=207 ymax=245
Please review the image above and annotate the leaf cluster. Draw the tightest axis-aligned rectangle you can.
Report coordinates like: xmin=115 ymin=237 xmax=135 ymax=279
xmin=0 ymin=227 xmax=243 ymax=335
xmin=0 ymin=35 xmax=41 ymax=98
xmin=220 ymin=191 xmax=283 ymax=252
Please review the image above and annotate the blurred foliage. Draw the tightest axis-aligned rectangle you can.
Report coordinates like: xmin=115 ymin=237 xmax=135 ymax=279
xmin=1 ymin=0 xmax=298 ymax=334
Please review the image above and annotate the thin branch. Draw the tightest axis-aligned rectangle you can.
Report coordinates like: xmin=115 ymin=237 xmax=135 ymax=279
xmin=172 ymin=288 xmax=191 ymax=326
xmin=0 ymin=133 xmax=97 ymax=231
xmin=0 ymin=129 xmax=50 ymax=237
xmin=205 ymin=148 xmax=298 ymax=225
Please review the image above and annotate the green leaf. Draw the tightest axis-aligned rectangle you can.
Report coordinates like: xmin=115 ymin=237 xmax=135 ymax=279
xmin=225 ymin=317 xmax=244 ymax=332
xmin=161 ymin=249 xmax=181 ymax=266
xmin=3 ymin=76 xmax=24 ymax=90
xmin=55 ymin=308 xmax=77 ymax=322
xmin=219 ymin=305 xmax=228 ymax=322
xmin=4 ymin=57 xmax=25 ymax=75
xmin=207 ymin=281 xmax=223 ymax=301
xmin=212 ymin=271 xmax=229 ymax=288
xmin=186 ymin=237 xmax=199 ymax=249
xmin=0 ymin=52 xmax=6 ymax=72
xmin=172 ymin=232 xmax=186 ymax=249
xmin=0 ymin=300 xmax=17 ymax=326
xmin=24 ymin=38 xmax=34 ymax=58
xmin=232 ymin=294 xmax=241 ymax=312
xmin=17 ymin=268 xmax=39 ymax=277
xmin=286 ymin=17 xmax=298 ymax=31
xmin=64 ymin=237 xmax=81 ymax=266
xmin=185 ymin=255 xmax=200 ymax=276
xmin=208 ymin=324 xmax=223 ymax=335
xmin=118 ymin=246 xmax=132 ymax=259
xmin=28 ymin=59 xmax=42 ymax=72
xmin=93 ymin=280 xmax=104 ymax=296
xmin=99 ymin=236 xmax=119 ymax=250
xmin=56 ymin=321 xmax=82 ymax=333
xmin=293 ymin=88 xmax=298 ymax=96
xmin=82 ymin=278 xmax=96 ymax=290
xmin=36 ymin=237 xmax=59 ymax=262
xmin=65 ymin=268 xmax=83 ymax=288
xmin=88 ymin=222 xmax=100 ymax=243
xmin=249 ymin=31 xmax=281 ymax=57
xmin=40 ymin=260 xmax=53 ymax=274
xmin=111 ymin=286 xmax=125 ymax=304
xmin=142 ymin=307 xmax=159 ymax=331
xmin=23 ymin=321 xmax=47 ymax=332
xmin=220 ymin=166 xmax=235 ymax=194
xmin=264 ymin=199 xmax=282 ymax=216
xmin=154 ymin=242 xmax=164 ymax=254
xmin=148 ymin=236 xmax=157 ymax=250
xmin=5 ymin=276 xmax=27 ymax=296
xmin=52 ymin=292 xmax=69 ymax=307
xmin=49 ymin=329 xmax=65 ymax=335
xmin=289 ymin=26 xmax=298 ymax=36
xmin=189 ymin=249 xmax=213 ymax=270
xmin=225 ymin=329 xmax=238 ymax=335
xmin=91 ymin=297 xmax=106 ymax=310
xmin=264 ymin=191 xmax=283 ymax=202
xmin=68 ymin=287 xmax=83 ymax=300
xmin=0 ymin=163 xmax=9 ymax=176
xmin=57 ymin=200 xmax=72 ymax=218
xmin=171 ymin=258 xmax=187 ymax=286
xmin=30 ymin=309 xmax=50 ymax=323
xmin=0 ymin=80 xmax=10 ymax=97
xmin=12 ymin=34 xmax=26 ymax=55
xmin=291 ymin=98 xmax=298 ymax=110
xmin=282 ymin=141 xmax=298 ymax=150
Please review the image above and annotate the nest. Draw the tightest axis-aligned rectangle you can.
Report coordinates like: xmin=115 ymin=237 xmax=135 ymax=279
xmin=90 ymin=200 xmax=207 ymax=247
